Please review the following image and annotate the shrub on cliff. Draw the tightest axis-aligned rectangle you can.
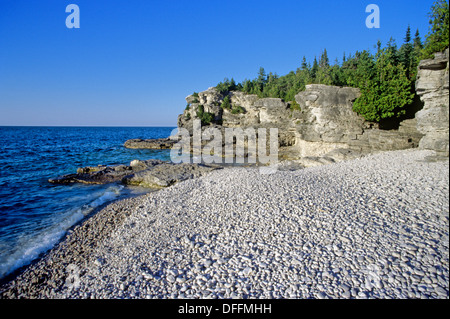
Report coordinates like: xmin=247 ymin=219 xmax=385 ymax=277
xmin=231 ymin=105 xmax=245 ymax=114
xmin=196 ymin=105 xmax=214 ymax=125
xmin=220 ymin=96 xmax=232 ymax=109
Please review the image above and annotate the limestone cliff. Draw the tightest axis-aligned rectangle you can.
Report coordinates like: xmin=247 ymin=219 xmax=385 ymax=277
xmin=415 ymin=48 xmax=449 ymax=156
xmin=132 ymin=51 xmax=449 ymax=164
xmin=177 ymin=84 xmax=423 ymax=164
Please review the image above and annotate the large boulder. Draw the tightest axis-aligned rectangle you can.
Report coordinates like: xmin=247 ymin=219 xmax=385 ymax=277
xmin=295 ymin=84 xmax=364 ymax=143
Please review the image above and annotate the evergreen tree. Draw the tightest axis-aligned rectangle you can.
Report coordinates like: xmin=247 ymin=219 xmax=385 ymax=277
xmin=257 ymin=67 xmax=267 ymax=85
xmin=301 ymin=56 xmax=308 ymax=70
xmin=220 ymin=96 xmax=231 ymax=110
xmin=414 ymin=29 xmax=423 ymax=51
xmin=412 ymin=29 xmax=424 ymax=75
xmin=329 ymin=64 xmax=345 ymax=87
xmin=386 ymin=37 xmax=399 ymax=65
xmin=343 ymin=50 xmax=375 ymax=88
xmin=353 ymin=47 xmax=414 ymax=122
xmin=422 ymin=0 xmax=449 ymax=58
xmin=319 ymin=49 xmax=330 ymax=68
xmin=242 ymin=79 xmax=252 ymax=94
xmin=399 ymin=25 xmax=415 ymax=79
xmin=311 ymin=57 xmax=319 ymax=81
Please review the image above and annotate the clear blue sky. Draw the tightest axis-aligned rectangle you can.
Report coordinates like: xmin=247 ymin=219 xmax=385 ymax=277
xmin=0 ymin=0 xmax=436 ymax=126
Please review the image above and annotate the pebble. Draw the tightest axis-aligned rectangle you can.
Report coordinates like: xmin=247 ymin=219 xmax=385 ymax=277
xmin=1 ymin=149 xmax=448 ymax=300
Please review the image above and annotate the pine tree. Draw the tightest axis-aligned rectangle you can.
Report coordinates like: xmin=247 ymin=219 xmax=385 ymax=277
xmin=301 ymin=56 xmax=308 ymax=70
xmin=311 ymin=57 xmax=319 ymax=81
xmin=422 ymin=0 xmax=449 ymax=58
xmin=257 ymin=67 xmax=267 ymax=85
xmin=414 ymin=29 xmax=423 ymax=51
xmin=399 ymin=25 xmax=414 ymax=80
xmin=386 ymin=37 xmax=399 ymax=65
xmin=319 ymin=49 xmax=330 ymax=68
xmin=353 ymin=47 xmax=414 ymax=122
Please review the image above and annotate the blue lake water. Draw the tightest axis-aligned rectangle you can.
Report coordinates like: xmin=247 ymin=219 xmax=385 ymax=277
xmin=0 ymin=126 xmax=176 ymax=279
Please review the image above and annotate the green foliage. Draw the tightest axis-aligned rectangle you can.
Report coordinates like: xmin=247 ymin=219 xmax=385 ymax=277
xmin=399 ymin=25 xmax=420 ymax=80
xmin=231 ymin=105 xmax=245 ymax=114
xmin=289 ymin=100 xmax=301 ymax=111
xmin=216 ymin=78 xmax=239 ymax=94
xmin=353 ymin=48 xmax=414 ymax=122
xmin=342 ymin=50 xmax=376 ymax=88
xmin=422 ymin=0 xmax=449 ymax=59
xmin=220 ymin=96 xmax=232 ymax=109
xmin=207 ymin=2 xmax=447 ymax=124
xmin=185 ymin=104 xmax=190 ymax=110
xmin=196 ymin=105 xmax=214 ymax=125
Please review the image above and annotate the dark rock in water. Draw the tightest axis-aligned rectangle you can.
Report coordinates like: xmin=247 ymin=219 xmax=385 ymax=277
xmin=124 ymin=138 xmax=177 ymax=149
xmin=49 ymin=159 xmax=221 ymax=188
xmin=123 ymin=162 xmax=220 ymax=188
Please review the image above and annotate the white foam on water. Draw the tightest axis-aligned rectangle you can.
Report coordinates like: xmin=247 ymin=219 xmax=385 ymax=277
xmin=0 ymin=185 xmax=124 ymax=279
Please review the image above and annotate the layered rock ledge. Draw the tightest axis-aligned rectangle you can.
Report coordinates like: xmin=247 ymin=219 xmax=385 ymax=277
xmin=415 ymin=48 xmax=449 ymax=156
xmin=49 ymin=159 xmax=221 ymax=188
xmin=124 ymin=138 xmax=177 ymax=150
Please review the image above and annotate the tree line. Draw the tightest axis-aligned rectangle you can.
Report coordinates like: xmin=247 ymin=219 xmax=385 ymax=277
xmin=214 ymin=0 xmax=449 ymax=123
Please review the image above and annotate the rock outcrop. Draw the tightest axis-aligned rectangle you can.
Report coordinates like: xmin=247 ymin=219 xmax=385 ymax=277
xmin=124 ymin=138 xmax=177 ymax=150
xmin=126 ymin=51 xmax=449 ymax=164
xmin=49 ymin=160 xmax=221 ymax=188
xmin=174 ymin=84 xmax=423 ymax=165
xmin=415 ymin=48 xmax=449 ymax=156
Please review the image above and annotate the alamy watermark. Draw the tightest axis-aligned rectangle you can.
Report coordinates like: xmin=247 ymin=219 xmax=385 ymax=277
xmin=66 ymin=4 xmax=80 ymax=29
xmin=366 ymin=4 xmax=380 ymax=29
xmin=169 ymin=120 xmax=279 ymax=174
xmin=65 ymin=263 xmax=81 ymax=290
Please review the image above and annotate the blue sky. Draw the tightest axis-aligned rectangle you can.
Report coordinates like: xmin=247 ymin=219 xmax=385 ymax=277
xmin=0 ymin=0 xmax=436 ymax=126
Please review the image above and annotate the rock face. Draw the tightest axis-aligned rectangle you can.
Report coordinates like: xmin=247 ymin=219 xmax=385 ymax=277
xmin=49 ymin=160 xmax=221 ymax=188
xmin=175 ymin=84 xmax=423 ymax=165
xmin=130 ymin=52 xmax=449 ymax=164
xmin=295 ymin=85 xmax=364 ymax=143
xmin=415 ymin=48 xmax=449 ymax=156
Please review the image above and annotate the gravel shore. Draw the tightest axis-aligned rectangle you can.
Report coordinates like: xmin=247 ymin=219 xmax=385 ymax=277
xmin=1 ymin=149 xmax=448 ymax=299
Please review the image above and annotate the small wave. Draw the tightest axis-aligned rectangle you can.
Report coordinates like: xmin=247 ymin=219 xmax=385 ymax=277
xmin=0 ymin=185 xmax=124 ymax=279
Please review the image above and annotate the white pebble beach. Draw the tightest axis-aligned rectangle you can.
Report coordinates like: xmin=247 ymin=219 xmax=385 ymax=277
xmin=1 ymin=149 xmax=448 ymax=299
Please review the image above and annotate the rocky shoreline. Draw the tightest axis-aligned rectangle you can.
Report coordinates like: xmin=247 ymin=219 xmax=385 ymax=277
xmin=1 ymin=149 xmax=448 ymax=299
xmin=48 ymin=159 xmax=223 ymax=188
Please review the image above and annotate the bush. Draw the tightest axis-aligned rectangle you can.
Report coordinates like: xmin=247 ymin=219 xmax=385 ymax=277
xmin=353 ymin=60 xmax=414 ymax=122
xmin=289 ymin=100 xmax=301 ymax=111
xmin=196 ymin=105 xmax=215 ymax=125
xmin=221 ymin=96 xmax=232 ymax=109
xmin=231 ymin=105 xmax=245 ymax=114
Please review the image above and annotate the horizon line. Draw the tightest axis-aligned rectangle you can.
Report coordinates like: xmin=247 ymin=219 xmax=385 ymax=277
xmin=0 ymin=125 xmax=178 ymax=128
